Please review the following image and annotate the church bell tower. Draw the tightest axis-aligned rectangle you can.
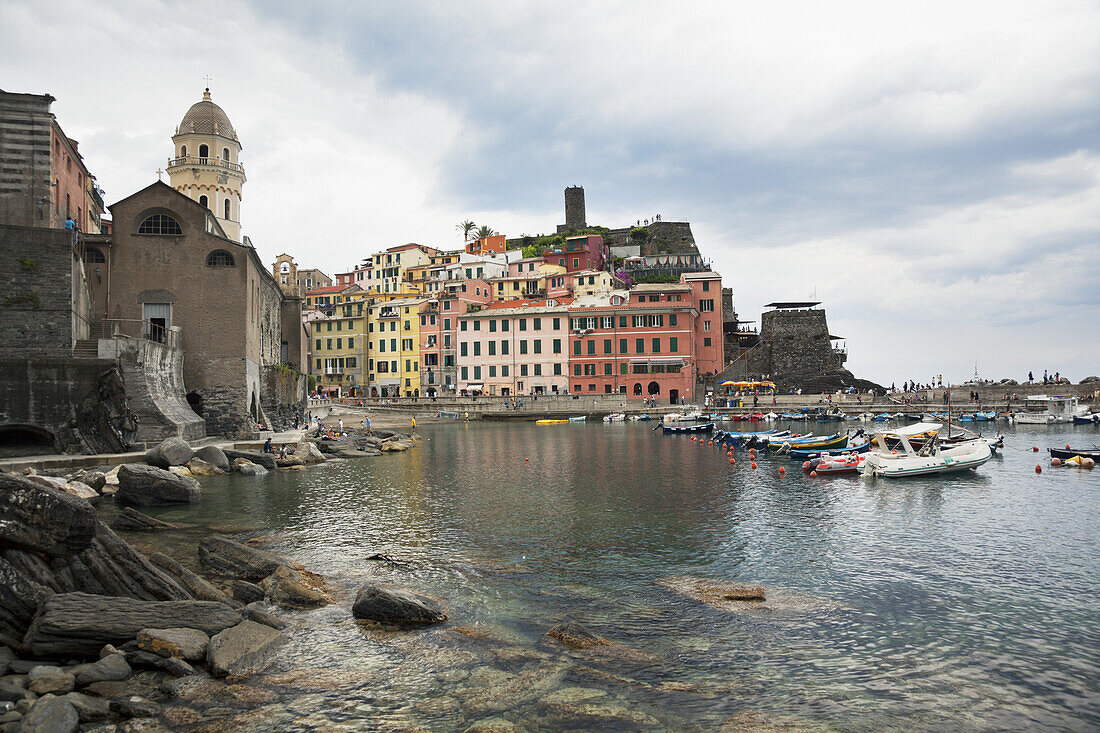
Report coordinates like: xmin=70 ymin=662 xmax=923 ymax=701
xmin=166 ymin=88 xmax=246 ymax=241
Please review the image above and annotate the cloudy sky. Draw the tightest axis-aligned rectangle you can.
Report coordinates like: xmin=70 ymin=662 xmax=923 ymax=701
xmin=3 ymin=0 xmax=1098 ymax=384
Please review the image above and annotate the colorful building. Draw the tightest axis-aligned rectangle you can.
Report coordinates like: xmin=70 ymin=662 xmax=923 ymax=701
xmin=311 ymin=296 xmax=369 ymax=396
xmin=456 ymin=298 xmax=572 ymax=396
xmin=418 ymin=279 xmax=493 ymax=395
xmin=542 ymin=234 xmax=608 ymax=273
xmin=367 ymin=296 xmax=427 ymax=397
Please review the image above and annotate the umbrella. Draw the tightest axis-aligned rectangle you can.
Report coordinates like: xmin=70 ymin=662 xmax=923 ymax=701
xmin=719 ymin=380 xmax=738 ymax=387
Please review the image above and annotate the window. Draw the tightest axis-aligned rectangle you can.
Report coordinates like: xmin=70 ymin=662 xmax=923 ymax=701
xmin=473 ymin=366 xmax=481 ymax=380
xmin=199 ymin=194 xmax=209 ymax=209
xmin=620 ymin=363 xmax=628 ymax=375
xmin=574 ymin=364 xmax=582 ymax=376
xmin=636 ymin=338 xmax=644 ymax=353
xmin=603 ymin=339 xmax=612 ymax=354
xmin=584 ymin=364 xmax=596 ymax=376
xmin=619 ymin=316 xmax=627 ymax=327
xmin=461 ymin=367 xmax=468 ymax=380
xmin=489 ymin=341 xmax=496 ymax=356
xmin=315 ymin=339 xmax=321 ymax=350
xmin=704 ymin=320 xmax=712 ymax=332
xmin=652 ymin=338 xmax=661 ymax=353
xmin=519 ymin=319 xmax=527 ymax=331
xmin=348 ymin=338 xmax=354 ymax=349
xmin=573 ymin=341 xmax=581 ymax=355
xmin=553 ymin=339 xmax=562 ymax=354
xmin=461 ymin=321 xmax=468 ymax=331
xmin=520 ymin=340 xmax=528 ymax=355
xmin=703 ymin=281 xmax=710 ymax=291
xmin=137 ymin=214 xmax=182 ymax=235
xmin=670 ymin=337 xmax=678 ymax=352
xmin=600 ymin=316 xmax=613 ymax=329
xmin=533 ymin=340 xmax=542 ymax=354
xmin=316 ymin=359 xmax=321 ymax=370
xmin=489 ymin=366 xmax=496 ymax=378
xmin=198 ymin=144 xmax=209 ymax=158
xmin=534 ymin=364 xmax=542 ymax=376
xmin=554 ymin=363 xmax=562 ymax=375
xmin=326 ymin=339 xmax=332 ymax=349
xmin=489 ymin=320 xmax=497 ymax=332
xmin=473 ymin=321 xmax=480 ymax=331
xmin=224 ymin=200 xmax=230 ymax=219
xmin=704 ymin=337 xmax=712 ymax=347
xmin=553 ymin=317 xmax=560 ymax=329
xmin=587 ymin=340 xmax=595 ymax=355
xmin=669 ymin=314 xmax=677 ymax=326
xmin=380 ymin=339 xmax=386 ymax=353
xmin=700 ymin=299 xmax=715 ymax=312
xmin=474 ymin=342 xmax=481 ymax=356
xmin=520 ymin=364 xmax=529 ymax=376
xmin=533 ymin=318 xmax=542 ymax=330
xmin=336 ymin=338 xmax=342 ymax=349
xmin=604 ymin=363 xmax=612 ymax=375
xmin=502 ymin=340 xmax=509 ymax=355
xmin=502 ymin=320 xmax=509 ymax=332
xmin=619 ymin=338 xmax=627 ymax=353
xmin=86 ymin=247 xmax=106 ymax=263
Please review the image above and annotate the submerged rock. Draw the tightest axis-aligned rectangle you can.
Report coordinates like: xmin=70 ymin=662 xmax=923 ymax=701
xmin=351 ymin=585 xmax=446 ymax=626
xmin=544 ymin=622 xmax=607 ymax=650
xmin=145 ymin=437 xmax=195 ymax=469
xmin=657 ymin=576 xmax=841 ymax=615
xmin=206 ymin=620 xmax=288 ymax=677
xmin=116 ymin=464 xmax=201 ymax=506
xmin=113 ymin=507 xmax=180 ymax=532
xmin=237 ymin=463 xmax=268 ymax=477
xmin=260 ymin=565 xmax=329 ymax=609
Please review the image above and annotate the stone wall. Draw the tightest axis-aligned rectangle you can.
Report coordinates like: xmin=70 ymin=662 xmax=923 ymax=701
xmin=0 ymin=225 xmax=77 ymax=357
xmin=260 ymin=366 xmax=306 ymax=431
xmin=746 ymin=308 xmax=877 ymax=391
xmin=0 ymin=93 xmax=53 ymax=227
xmin=99 ymin=338 xmax=205 ymax=444
xmin=0 ymin=357 xmax=136 ymax=454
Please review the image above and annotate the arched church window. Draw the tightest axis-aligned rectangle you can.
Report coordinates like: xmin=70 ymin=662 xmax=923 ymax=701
xmin=222 ymin=148 xmax=230 ymax=161
xmin=206 ymin=250 xmax=235 ymax=267
xmin=180 ymin=145 xmax=187 ymax=157
xmin=137 ymin=214 xmax=182 ymax=235
xmin=224 ymin=199 xmax=230 ymax=219
xmin=199 ymin=195 xmax=208 ymax=209
xmin=198 ymin=144 xmax=209 ymax=158
xmin=86 ymin=247 xmax=106 ymax=263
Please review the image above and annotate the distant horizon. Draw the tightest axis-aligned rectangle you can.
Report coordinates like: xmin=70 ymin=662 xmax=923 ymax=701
xmin=3 ymin=0 xmax=1096 ymax=385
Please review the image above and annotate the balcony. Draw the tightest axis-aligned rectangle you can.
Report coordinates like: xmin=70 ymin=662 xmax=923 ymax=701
xmin=166 ymin=155 xmax=244 ymax=174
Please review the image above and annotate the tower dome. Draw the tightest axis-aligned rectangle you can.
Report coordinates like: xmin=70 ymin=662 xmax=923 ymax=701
xmin=167 ymin=88 xmax=246 ymax=241
xmin=177 ymin=89 xmax=238 ymax=141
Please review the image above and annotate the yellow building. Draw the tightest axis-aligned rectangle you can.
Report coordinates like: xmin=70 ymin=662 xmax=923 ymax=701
xmin=365 ymin=243 xmax=438 ymax=294
xmin=311 ymin=289 xmax=370 ymax=396
xmin=367 ymin=296 xmax=427 ymax=397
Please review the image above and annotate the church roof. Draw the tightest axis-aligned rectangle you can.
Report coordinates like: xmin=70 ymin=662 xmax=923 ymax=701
xmin=177 ymin=89 xmax=237 ymax=141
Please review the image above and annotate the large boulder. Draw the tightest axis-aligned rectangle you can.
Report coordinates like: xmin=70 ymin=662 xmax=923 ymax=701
xmin=206 ymin=620 xmax=287 ymax=677
xmin=144 ymin=437 xmax=194 ymax=469
xmin=135 ymin=628 xmax=209 ymax=662
xmin=351 ymin=585 xmax=446 ymax=626
xmin=0 ymin=473 xmax=97 ymax=558
xmin=18 ymin=694 xmax=78 ymax=733
xmin=260 ymin=565 xmax=329 ymax=609
xmin=222 ymin=450 xmax=277 ymax=471
xmin=293 ymin=441 xmax=326 ymax=465
xmin=21 ymin=593 xmax=241 ymax=658
xmin=194 ymin=446 xmax=230 ymax=471
xmin=60 ymin=481 xmax=100 ymax=504
xmin=198 ymin=537 xmax=286 ymax=581
xmin=116 ymin=464 xmax=201 ymax=506
xmin=237 ymin=463 xmax=268 ymax=477
xmin=185 ymin=458 xmax=222 ymax=476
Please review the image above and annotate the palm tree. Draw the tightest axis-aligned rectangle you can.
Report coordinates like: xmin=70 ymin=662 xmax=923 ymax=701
xmin=456 ymin=220 xmax=476 ymax=242
xmin=474 ymin=225 xmax=497 ymax=240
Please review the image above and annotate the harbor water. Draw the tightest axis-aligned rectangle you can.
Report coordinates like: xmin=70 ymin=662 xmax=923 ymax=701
xmin=125 ymin=421 xmax=1100 ymax=731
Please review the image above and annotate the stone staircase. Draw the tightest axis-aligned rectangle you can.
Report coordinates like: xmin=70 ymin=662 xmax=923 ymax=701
xmin=72 ymin=339 xmax=100 ymax=358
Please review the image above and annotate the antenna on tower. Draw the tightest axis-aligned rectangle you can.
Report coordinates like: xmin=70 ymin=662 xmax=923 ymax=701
xmin=202 ymin=74 xmax=213 ymax=91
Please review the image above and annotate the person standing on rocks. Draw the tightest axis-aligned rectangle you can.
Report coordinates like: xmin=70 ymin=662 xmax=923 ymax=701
xmin=263 ymin=437 xmax=273 ymax=453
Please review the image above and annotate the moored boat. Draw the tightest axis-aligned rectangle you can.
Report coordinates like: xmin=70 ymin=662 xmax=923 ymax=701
xmin=863 ymin=422 xmax=992 ymax=478
xmin=603 ymin=413 xmax=625 ymax=422
xmin=536 ymin=419 xmax=569 ymax=425
xmin=1048 ymin=446 xmax=1100 ymax=461
xmin=659 ymin=422 xmax=714 ymax=434
xmin=1014 ymin=395 xmax=1090 ymax=424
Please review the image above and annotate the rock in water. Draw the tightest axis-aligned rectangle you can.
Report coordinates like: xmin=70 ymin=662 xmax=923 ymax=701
xmin=351 ymin=585 xmax=446 ymax=626
xmin=293 ymin=441 xmax=326 ymax=464
xmin=144 ymin=437 xmax=195 ymax=469
xmin=198 ymin=537 xmax=285 ymax=581
xmin=184 ymin=457 xmax=223 ymax=475
xmin=222 ymin=450 xmax=277 ymax=471
xmin=206 ymin=620 xmax=288 ymax=677
xmin=82 ymin=472 xmax=107 ymax=491
xmin=260 ymin=565 xmax=329 ymax=609
xmin=194 ymin=445 xmax=229 ymax=471
xmin=237 ymin=463 xmax=268 ymax=477
xmin=60 ymin=481 xmax=101 ymax=504
xmin=18 ymin=694 xmax=78 ymax=733
xmin=135 ymin=628 xmax=209 ymax=661
xmin=112 ymin=507 xmax=179 ymax=532
xmin=230 ymin=580 xmax=265 ymax=604
xmin=0 ymin=473 xmax=97 ymax=557
xmin=21 ymin=593 xmax=241 ymax=658
xmin=116 ymin=464 xmax=201 ymax=506
xmin=545 ymin=621 xmax=608 ymax=650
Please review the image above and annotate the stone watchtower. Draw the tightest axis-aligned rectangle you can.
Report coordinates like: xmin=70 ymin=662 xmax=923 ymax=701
xmin=166 ymin=88 xmax=246 ymax=241
xmin=564 ymin=186 xmax=586 ymax=229
xmin=272 ymin=254 xmax=299 ymax=297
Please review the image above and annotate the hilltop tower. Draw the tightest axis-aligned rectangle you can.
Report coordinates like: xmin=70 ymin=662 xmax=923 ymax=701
xmin=166 ymin=88 xmax=245 ymax=241
xmin=564 ymin=186 xmax=586 ymax=229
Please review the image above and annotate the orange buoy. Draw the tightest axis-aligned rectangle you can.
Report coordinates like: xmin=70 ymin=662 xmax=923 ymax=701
xmin=1051 ymin=458 xmax=1061 ymax=467
xmin=1033 ymin=447 xmax=1039 ymax=452
xmin=1066 ymin=444 xmax=1071 ymax=450
xmin=1035 ymin=464 xmax=1042 ymax=473
xmin=779 ymin=466 xmax=785 ymax=475
xmin=525 ymin=457 xmax=529 ymax=462
xmin=810 ymin=470 xmax=818 ymax=478
xmin=708 ymin=440 xmax=713 ymax=446
xmin=802 ymin=461 xmax=810 ymax=471
xmin=726 ymin=451 xmax=732 ymax=457
xmin=751 ymin=462 xmax=757 ymax=470
xmin=729 ymin=458 xmax=735 ymax=464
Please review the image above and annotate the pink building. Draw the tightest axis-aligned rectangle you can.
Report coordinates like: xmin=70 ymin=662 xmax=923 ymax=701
xmin=566 ymin=272 xmax=723 ymax=403
xmin=456 ymin=298 xmax=573 ymax=396
xmin=542 ymin=234 xmax=608 ymax=273
xmin=418 ymin=278 xmax=492 ymax=395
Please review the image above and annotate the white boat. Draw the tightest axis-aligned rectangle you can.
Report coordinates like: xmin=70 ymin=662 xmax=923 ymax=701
xmin=863 ymin=422 xmax=992 ymax=478
xmin=762 ymin=412 xmax=778 ymax=421
xmin=603 ymin=413 xmax=625 ymax=422
xmin=1013 ymin=395 xmax=1089 ymax=424
xmin=568 ymin=416 xmax=586 ymax=423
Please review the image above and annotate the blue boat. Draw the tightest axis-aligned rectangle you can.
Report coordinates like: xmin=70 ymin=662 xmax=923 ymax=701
xmin=659 ymin=422 xmax=714 ymax=434
xmin=789 ymin=440 xmax=870 ymax=461
xmin=874 ymin=413 xmax=892 ymax=421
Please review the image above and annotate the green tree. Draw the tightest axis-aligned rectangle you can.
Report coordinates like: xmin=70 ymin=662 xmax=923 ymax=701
xmin=474 ymin=225 xmax=498 ymax=240
xmin=456 ymin=220 xmax=476 ymax=242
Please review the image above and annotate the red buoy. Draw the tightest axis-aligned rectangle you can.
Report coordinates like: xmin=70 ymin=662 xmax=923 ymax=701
xmin=1033 ymin=446 xmax=1039 ymax=452
xmin=1035 ymin=464 xmax=1042 ymax=473
xmin=1066 ymin=444 xmax=1071 ymax=450
xmin=779 ymin=466 xmax=785 ymax=475
xmin=525 ymin=458 xmax=529 ymax=462
xmin=751 ymin=462 xmax=757 ymax=470
xmin=726 ymin=451 xmax=732 ymax=457
xmin=802 ymin=461 xmax=810 ymax=471
xmin=810 ymin=470 xmax=818 ymax=478
xmin=729 ymin=458 xmax=735 ymax=465
xmin=1051 ymin=458 xmax=1061 ymax=467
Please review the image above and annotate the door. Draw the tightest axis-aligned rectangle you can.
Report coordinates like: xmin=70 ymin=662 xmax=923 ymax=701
xmin=669 ymin=388 xmax=679 ymax=404
xmin=143 ymin=302 xmax=171 ymax=343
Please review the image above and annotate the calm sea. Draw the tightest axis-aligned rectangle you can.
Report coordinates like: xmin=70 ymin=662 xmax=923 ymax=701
xmin=128 ymin=420 xmax=1100 ymax=731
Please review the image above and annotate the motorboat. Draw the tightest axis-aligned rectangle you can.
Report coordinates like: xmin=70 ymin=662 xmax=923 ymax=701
xmin=789 ymin=438 xmax=870 ymax=461
xmin=1013 ymin=396 xmax=1090 ymax=424
xmin=768 ymin=433 xmax=844 ymax=453
xmin=603 ymin=413 xmax=625 ymax=422
xmin=805 ymin=452 xmax=868 ymax=475
xmin=1072 ymin=413 xmax=1099 ymax=425
xmin=630 ymin=414 xmax=652 ymax=421
xmin=568 ymin=416 xmax=586 ymax=423
xmin=863 ymin=422 xmax=992 ymax=478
